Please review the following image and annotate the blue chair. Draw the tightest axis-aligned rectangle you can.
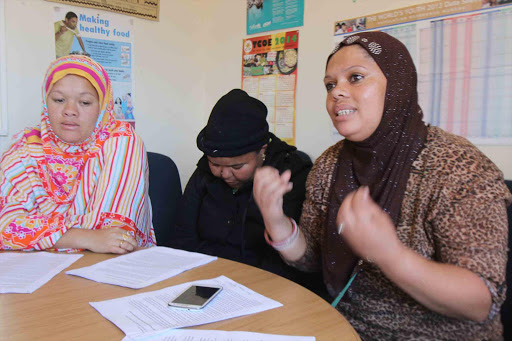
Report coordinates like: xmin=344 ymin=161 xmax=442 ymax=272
xmin=502 ymin=179 xmax=512 ymax=340
xmin=147 ymin=152 xmax=182 ymax=247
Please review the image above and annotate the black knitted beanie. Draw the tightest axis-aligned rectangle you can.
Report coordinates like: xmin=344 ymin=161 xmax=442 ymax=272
xmin=197 ymin=89 xmax=269 ymax=157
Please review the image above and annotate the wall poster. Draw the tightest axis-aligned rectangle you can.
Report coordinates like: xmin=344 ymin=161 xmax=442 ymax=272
xmin=53 ymin=6 xmax=136 ymax=124
xmin=247 ymin=0 xmax=304 ymax=35
xmin=47 ymin=0 xmax=159 ymax=21
xmin=334 ymin=0 xmax=512 ymax=145
xmin=242 ymin=30 xmax=299 ymax=146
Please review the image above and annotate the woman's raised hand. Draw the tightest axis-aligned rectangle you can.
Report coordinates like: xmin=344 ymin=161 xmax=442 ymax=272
xmin=254 ymin=166 xmax=307 ymax=260
xmin=337 ymin=186 xmax=404 ymax=266
xmin=253 ymin=167 xmax=292 ymax=229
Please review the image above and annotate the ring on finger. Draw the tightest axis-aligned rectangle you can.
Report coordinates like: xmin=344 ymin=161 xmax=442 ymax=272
xmin=122 ymin=234 xmax=128 ymax=241
xmin=337 ymin=223 xmax=344 ymax=235
xmin=119 ymin=240 xmax=124 ymax=248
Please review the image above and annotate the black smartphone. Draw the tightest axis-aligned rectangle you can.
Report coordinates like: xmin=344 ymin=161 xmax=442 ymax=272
xmin=168 ymin=285 xmax=223 ymax=309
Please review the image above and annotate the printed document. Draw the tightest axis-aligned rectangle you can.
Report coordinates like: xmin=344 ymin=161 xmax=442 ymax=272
xmin=124 ymin=329 xmax=315 ymax=341
xmin=91 ymin=276 xmax=282 ymax=339
xmin=0 ymin=252 xmax=83 ymax=293
xmin=66 ymin=247 xmax=217 ymax=289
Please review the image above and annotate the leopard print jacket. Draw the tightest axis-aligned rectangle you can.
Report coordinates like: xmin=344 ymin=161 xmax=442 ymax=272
xmin=290 ymin=126 xmax=511 ymax=340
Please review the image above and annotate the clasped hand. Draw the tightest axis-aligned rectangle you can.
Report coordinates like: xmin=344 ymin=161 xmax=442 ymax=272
xmin=337 ymin=186 xmax=403 ymax=266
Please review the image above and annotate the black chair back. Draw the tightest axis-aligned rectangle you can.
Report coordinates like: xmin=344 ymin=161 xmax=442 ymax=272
xmin=503 ymin=179 xmax=512 ymax=340
xmin=295 ymin=149 xmax=312 ymax=163
xmin=147 ymin=152 xmax=182 ymax=247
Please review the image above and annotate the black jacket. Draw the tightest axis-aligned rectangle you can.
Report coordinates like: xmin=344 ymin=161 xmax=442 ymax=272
xmin=173 ymin=134 xmax=325 ymax=295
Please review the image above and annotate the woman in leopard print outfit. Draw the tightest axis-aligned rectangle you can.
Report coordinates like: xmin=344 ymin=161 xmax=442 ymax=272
xmin=253 ymin=31 xmax=511 ymax=340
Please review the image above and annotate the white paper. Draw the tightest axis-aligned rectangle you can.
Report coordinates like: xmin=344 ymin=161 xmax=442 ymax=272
xmin=123 ymin=329 xmax=315 ymax=341
xmin=66 ymin=247 xmax=217 ymax=289
xmin=0 ymin=252 xmax=83 ymax=293
xmin=90 ymin=276 xmax=282 ymax=339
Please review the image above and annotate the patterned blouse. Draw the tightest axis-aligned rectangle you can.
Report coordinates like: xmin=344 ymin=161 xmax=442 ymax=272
xmin=292 ymin=126 xmax=511 ymax=340
xmin=0 ymin=124 xmax=155 ymax=250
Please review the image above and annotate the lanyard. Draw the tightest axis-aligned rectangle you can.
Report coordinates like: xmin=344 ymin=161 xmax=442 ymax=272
xmin=331 ymin=259 xmax=363 ymax=307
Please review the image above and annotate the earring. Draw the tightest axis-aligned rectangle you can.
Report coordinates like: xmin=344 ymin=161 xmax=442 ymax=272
xmin=262 ymin=153 xmax=266 ymax=162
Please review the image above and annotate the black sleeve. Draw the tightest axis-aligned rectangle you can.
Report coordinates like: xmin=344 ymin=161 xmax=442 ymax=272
xmin=282 ymin=158 xmax=312 ymax=223
xmin=170 ymin=168 xmax=206 ymax=251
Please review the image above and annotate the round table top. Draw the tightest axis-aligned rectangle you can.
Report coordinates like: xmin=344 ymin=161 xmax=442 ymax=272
xmin=0 ymin=251 xmax=360 ymax=341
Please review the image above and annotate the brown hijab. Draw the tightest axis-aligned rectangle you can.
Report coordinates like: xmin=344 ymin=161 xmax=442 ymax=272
xmin=322 ymin=32 xmax=428 ymax=297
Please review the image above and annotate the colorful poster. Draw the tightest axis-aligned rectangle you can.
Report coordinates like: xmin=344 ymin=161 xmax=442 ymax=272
xmin=242 ymin=30 xmax=299 ymax=145
xmin=332 ymin=0 xmax=502 ymax=34
xmin=247 ymin=0 xmax=304 ymax=35
xmin=333 ymin=1 xmax=512 ymax=145
xmin=47 ymin=0 xmax=159 ymax=21
xmin=53 ymin=6 xmax=135 ymax=124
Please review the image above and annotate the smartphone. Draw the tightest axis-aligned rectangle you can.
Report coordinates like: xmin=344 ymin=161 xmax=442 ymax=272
xmin=168 ymin=285 xmax=223 ymax=309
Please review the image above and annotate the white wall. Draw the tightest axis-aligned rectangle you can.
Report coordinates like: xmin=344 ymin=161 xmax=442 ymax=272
xmin=1 ymin=0 xmax=511 ymax=189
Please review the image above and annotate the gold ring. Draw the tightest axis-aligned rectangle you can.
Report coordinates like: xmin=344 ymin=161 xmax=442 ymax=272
xmin=119 ymin=240 xmax=124 ymax=248
xmin=122 ymin=234 xmax=128 ymax=241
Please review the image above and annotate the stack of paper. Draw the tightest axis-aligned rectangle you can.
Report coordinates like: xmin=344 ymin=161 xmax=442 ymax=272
xmin=91 ymin=276 xmax=292 ymax=340
xmin=124 ymin=329 xmax=315 ymax=341
xmin=66 ymin=247 xmax=217 ymax=289
xmin=0 ymin=252 xmax=83 ymax=293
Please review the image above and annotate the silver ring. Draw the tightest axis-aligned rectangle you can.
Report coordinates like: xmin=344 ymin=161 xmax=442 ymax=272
xmin=337 ymin=223 xmax=344 ymax=235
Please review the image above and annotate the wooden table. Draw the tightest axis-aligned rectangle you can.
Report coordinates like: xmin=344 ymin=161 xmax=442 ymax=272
xmin=0 ymin=252 xmax=360 ymax=340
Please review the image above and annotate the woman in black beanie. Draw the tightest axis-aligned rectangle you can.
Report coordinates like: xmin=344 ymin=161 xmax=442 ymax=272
xmin=172 ymin=89 xmax=325 ymax=296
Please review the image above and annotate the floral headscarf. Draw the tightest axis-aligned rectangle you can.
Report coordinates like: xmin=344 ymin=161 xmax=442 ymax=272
xmin=33 ymin=55 xmax=117 ymax=204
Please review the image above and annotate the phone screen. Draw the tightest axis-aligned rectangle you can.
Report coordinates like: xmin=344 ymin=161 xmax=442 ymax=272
xmin=169 ymin=285 xmax=222 ymax=309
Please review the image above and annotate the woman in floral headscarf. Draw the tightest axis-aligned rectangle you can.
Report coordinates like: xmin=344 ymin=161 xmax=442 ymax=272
xmin=254 ymin=32 xmax=511 ymax=339
xmin=0 ymin=55 xmax=155 ymax=253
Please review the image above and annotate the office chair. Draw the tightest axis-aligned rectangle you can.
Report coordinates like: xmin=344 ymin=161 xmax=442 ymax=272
xmin=147 ymin=152 xmax=182 ymax=247
xmin=295 ymin=149 xmax=312 ymax=164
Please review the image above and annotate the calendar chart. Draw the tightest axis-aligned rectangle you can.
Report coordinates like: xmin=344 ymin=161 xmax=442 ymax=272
xmin=419 ymin=8 xmax=512 ymax=142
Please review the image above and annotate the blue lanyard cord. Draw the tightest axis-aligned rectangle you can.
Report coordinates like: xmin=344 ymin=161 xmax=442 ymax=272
xmin=331 ymin=271 xmax=358 ymax=307
xmin=331 ymin=260 xmax=363 ymax=307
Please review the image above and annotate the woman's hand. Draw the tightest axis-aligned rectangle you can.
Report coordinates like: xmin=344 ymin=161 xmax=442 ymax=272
xmin=337 ymin=186 xmax=492 ymax=321
xmin=253 ymin=166 xmax=292 ymax=233
xmin=55 ymin=227 xmax=138 ymax=254
xmin=253 ymin=166 xmax=307 ymax=260
xmin=337 ymin=186 xmax=404 ymax=265
xmin=84 ymin=227 xmax=138 ymax=254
